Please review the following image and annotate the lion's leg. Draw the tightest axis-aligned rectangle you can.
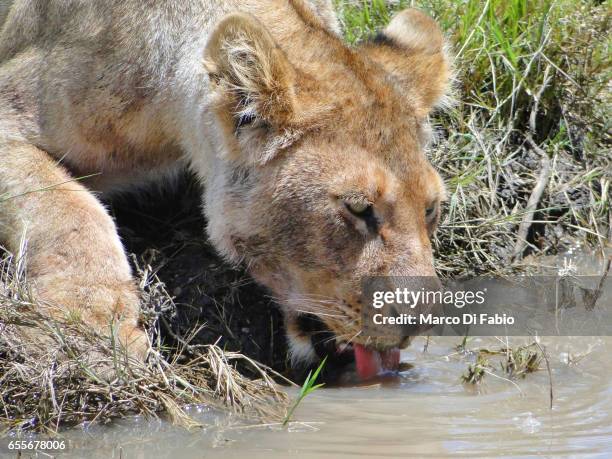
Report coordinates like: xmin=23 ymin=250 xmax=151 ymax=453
xmin=0 ymin=140 xmax=148 ymax=357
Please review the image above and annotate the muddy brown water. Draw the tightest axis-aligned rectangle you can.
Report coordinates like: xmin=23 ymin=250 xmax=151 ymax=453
xmin=2 ymin=250 xmax=610 ymax=458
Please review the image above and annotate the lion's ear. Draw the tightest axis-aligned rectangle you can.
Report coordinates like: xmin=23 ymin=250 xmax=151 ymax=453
xmin=205 ymin=13 xmax=296 ymax=131
xmin=363 ymin=9 xmax=452 ymax=118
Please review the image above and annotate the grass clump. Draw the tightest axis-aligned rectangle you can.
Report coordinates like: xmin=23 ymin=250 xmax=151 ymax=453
xmin=460 ymin=342 xmax=544 ymax=386
xmin=337 ymin=0 xmax=610 ymax=276
xmin=461 ymin=354 xmax=489 ymax=385
xmin=0 ymin=250 xmax=287 ymax=434
xmin=500 ymin=345 xmax=542 ymax=379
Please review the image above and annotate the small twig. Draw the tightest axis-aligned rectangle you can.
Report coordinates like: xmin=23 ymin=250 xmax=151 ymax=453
xmin=483 ymin=369 xmax=524 ymax=396
xmin=582 ymin=256 xmax=612 ymax=310
xmin=534 ymin=341 xmax=554 ymax=409
xmin=512 ymin=136 xmax=552 ymax=260
xmin=423 ymin=336 xmax=430 ymax=353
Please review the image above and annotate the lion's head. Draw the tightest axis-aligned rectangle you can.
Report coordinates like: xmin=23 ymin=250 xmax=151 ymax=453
xmin=202 ymin=4 xmax=451 ymax=379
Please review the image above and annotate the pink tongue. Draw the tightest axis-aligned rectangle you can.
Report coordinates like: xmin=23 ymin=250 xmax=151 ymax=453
xmin=354 ymin=344 xmax=401 ymax=380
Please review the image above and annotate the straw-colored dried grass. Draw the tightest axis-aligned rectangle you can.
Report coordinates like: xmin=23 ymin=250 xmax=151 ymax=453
xmin=0 ymin=249 xmax=288 ymax=434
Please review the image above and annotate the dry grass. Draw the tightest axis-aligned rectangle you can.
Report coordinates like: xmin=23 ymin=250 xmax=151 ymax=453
xmin=0 ymin=249 xmax=288 ymax=435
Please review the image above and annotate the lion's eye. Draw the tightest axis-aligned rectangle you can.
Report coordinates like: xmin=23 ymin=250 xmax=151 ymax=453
xmin=425 ymin=203 xmax=438 ymax=220
xmin=344 ymin=201 xmax=379 ymax=233
xmin=236 ymin=112 xmax=256 ymax=128
xmin=345 ymin=201 xmax=371 ymax=216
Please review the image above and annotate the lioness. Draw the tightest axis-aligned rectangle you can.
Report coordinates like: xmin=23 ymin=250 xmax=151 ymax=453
xmin=0 ymin=0 xmax=449 ymax=379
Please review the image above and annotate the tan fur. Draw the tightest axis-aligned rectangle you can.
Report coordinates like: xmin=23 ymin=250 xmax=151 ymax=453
xmin=0 ymin=0 xmax=451 ymax=362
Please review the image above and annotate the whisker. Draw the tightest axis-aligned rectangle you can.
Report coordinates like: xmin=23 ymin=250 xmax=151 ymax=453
xmin=295 ymin=309 xmax=345 ymax=318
